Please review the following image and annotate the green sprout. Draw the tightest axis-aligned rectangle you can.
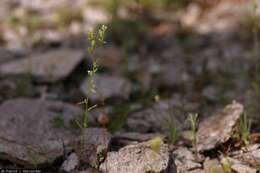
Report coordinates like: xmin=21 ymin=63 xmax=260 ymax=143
xmin=77 ymin=25 xmax=107 ymax=129
xmin=167 ymin=117 xmax=178 ymax=144
xmin=188 ymin=113 xmax=198 ymax=148
xmin=148 ymin=136 xmax=163 ymax=153
xmin=239 ymin=113 xmax=251 ymax=145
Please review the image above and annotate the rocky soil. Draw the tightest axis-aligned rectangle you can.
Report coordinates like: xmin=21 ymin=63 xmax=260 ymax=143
xmin=0 ymin=0 xmax=259 ymax=172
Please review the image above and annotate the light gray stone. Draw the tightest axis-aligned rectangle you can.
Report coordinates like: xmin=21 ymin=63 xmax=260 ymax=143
xmin=100 ymin=139 xmax=174 ymax=173
xmin=0 ymin=49 xmax=84 ymax=82
xmin=232 ymin=144 xmax=260 ymax=168
xmin=173 ymin=147 xmax=201 ymax=173
xmin=0 ymin=98 xmax=83 ymax=166
xmin=222 ymin=157 xmax=257 ymax=173
xmin=197 ymin=101 xmax=243 ymax=151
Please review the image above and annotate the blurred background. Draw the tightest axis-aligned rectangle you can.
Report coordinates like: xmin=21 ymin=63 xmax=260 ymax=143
xmin=0 ymin=0 xmax=260 ymax=135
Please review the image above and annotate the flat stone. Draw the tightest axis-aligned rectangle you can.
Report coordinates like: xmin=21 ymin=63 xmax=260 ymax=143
xmin=222 ymin=157 xmax=257 ymax=173
xmin=0 ymin=49 xmax=84 ymax=82
xmin=0 ymin=98 xmax=83 ymax=166
xmin=80 ymin=74 xmax=132 ymax=102
xmin=197 ymin=101 xmax=244 ymax=152
xmin=173 ymin=147 xmax=201 ymax=173
xmin=100 ymin=139 xmax=174 ymax=173
xmin=232 ymin=144 xmax=260 ymax=168
xmin=231 ymin=164 xmax=257 ymax=173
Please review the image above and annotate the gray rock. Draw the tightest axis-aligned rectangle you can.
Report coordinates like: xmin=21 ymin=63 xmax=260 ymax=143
xmin=197 ymin=101 xmax=244 ymax=151
xmin=221 ymin=157 xmax=257 ymax=173
xmin=0 ymin=49 xmax=84 ymax=82
xmin=60 ymin=153 xmax=79 ymax=172
xmin=100 ymin=139 xmax=174 ymax=173
xmin=80 ymin=74 xmax=132 ymax=102
xmin=0 ymin=99 xmax=111 ymax=168
xmin=173 ymin=147 xmax=201 ymax=173
xmin=127 ymin=96 xmax=198 ymax=133
xmin=0 ymin=98 xmax=82 ymax=166
xmin=231 ymin=164 xmax=257 ymax=173
xmin=232 ymin=144 xmax=260 ymax=168
xmin=72 ymin=128 xmax=111 ymax=168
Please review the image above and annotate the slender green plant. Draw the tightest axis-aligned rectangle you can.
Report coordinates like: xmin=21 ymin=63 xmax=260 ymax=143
xmin=188 ymin=113 xmax=198 ymax=147
xmin=165 ymin=108 xmax=179 ymax=145
xmin=76 ymin=25 xmax=107 ymax=129
xmin=238 ymin=113 xmax=251 ymax=145
xmin=75 ymin=25 xmax=107 ymax=164
xmin=167 ymin=116 xmax=178 ymax=144
xmin=188 ymin=113 xmax=198 ymax=157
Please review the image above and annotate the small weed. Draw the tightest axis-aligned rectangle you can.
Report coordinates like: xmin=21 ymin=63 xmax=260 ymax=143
xmin=147 ymin=136 xmax=163 ymax=153
xmin=167 ymin=117 xmax=178 ymax=144
xmin=76 ymin=25 xmax=107 ymax=129
xmin=163 ymin=108 xmax=179 ymax=145
xmin=158 ymin=102 xmax=184 ymax=145
xmin=187 ymin=113 xmax=199 ymax=157
xmin=97 ymin=148 xmax=106 ymax=167
xmin=188 ymin=113 xmax=198 ymax=148
xmin=237 ymin=113 xmax=251 ymax=145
